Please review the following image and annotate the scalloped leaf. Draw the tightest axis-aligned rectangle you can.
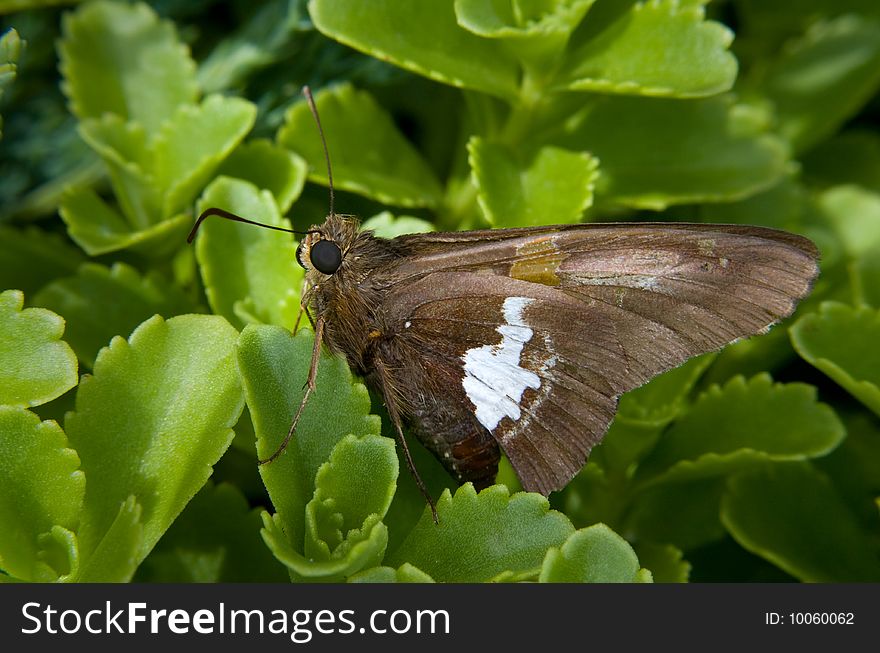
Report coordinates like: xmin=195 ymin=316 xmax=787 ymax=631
xmin=136 ymin=482 xmax=287 ymax=582
xmin=455 ymin=0 xmax=595 ymax=69
xmin=561 ymin=95 xmax=789 ymax=209
xmin=306 ymin=434 xmax=398 ymax=561
xmin=34 ymin=262 xmax=196 ymax=368
xmin=617 ymin=353 xmax=716 ymax=426
xmin=722 ymin=463 xmax=880 ymax=582
xmin=277 ymin=83 xmax=443 ymax=208
xmin=469 ymin=138 xmax=598 ymax=227
xmin=360 ymin=212 xmax=436 ymax=239
xmin=0 ymin=290 xmax=78 ymax=407
xmin=76 ymin=496 xmax=143 ymax=583
xmin=153 ymin=95 xmax=257 ymax=218
xmin=386 ymin=485 xmax=574 ymax=582
xmin=560 ymin=0 xmax=736 ymax=97
xmin=634 ymin=542 xmax=691 ymax=583
xmin=539 ymin=524 xmax=650 ymax=583
xmin=195 ymin=177 xmax=301 ymax=330
xmin=750 ymin=15 xmax=880 ymax=153
xmin=58 ymin=0 xmax=197 ymax=136
xmin=218 ymin=139 xmax=308 ymax=215
xmin=635 ymin=374 xmax=845 ymax=485
xmin=595 ymin=355 xmax=717 ymax=472
xmin=348 ymin=563 xmax=435 ymax=583
xmin=0 ymin=407 xmax=84 ymax=581
xmin=261 ymin=511 xmax=387 ymax=581
xmin=237 ymin=326 xmax=381 ymax=553
xmin=309 ymin=0 xmax=519 ymax=101
xmin=791 ymin=302 xmax=880 ymax=417
xmin=59 ymin=186 xmax=192 ymax=257
xmin=0 ymin=225 xmax=85 ymax=298
xmin=64 ymin=314 xmax=243 ymax=563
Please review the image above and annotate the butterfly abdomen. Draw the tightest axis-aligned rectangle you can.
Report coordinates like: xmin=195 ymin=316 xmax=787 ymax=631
xmin=408 ymin=396 xmax=501 ymax=490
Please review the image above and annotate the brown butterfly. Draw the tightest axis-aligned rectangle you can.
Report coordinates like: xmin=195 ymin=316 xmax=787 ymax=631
xmin=190 ymin=89 xmax=819 ymax=522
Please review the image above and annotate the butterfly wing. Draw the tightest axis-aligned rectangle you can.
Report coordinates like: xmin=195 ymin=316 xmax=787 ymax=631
xmin=372 ymin=223 xmax=818 ymax=494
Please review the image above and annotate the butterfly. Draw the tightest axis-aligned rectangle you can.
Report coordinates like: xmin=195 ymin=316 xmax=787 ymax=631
xmin=190 ymin=89 xmax=819 ymax=521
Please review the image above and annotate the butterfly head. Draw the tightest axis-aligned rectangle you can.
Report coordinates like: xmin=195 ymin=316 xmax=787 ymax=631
xmin=295 ymin=214 xmax=361 ymax=277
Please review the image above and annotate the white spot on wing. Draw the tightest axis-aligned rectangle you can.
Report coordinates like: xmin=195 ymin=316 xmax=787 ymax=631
xmin=462 ymin=297 xmax=540 ymax=432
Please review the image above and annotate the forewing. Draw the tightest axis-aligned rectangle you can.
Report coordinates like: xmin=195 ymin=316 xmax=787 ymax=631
xmin=381 ymin=226 xmax=818 ymax=494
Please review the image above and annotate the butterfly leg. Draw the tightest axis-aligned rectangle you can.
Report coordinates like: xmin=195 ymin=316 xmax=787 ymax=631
xmin=292 ymin=280 xmax=316 ymax=334
xmin=258 ymin=314 xmax=325 ymax=465
xmin=373 ymin=357 xmax=439 ymax=524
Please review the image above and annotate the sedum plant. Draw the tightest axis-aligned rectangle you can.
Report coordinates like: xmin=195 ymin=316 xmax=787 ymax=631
xmin=0 ymin=0 xmax=879 ymax=583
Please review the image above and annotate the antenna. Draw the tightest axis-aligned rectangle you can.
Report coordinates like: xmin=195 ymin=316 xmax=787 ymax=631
xmin=303 ymin=86 xmax=335 ymax=217
xmin=186 ymin=207 xmax=309 ymax=243
xmin=187 ymin=87 xmax=335 ymax=242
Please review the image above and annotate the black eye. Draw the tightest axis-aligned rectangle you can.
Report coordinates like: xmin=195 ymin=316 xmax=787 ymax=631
xmin=310 ymin=239 xmax=342 ymax=274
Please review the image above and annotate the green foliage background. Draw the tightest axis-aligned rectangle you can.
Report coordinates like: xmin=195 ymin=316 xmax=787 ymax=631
xmin=1 ymin=0 xmax=879 ymax=583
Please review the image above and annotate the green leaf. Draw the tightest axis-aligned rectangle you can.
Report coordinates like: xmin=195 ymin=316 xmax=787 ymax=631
xmin=277 ymin=83 xmax=443 ymax=208
xmin=560 ymin=0 xmax=736 ymax=97
xmin=816 ymin=185 xmax=880 ymax=260
xmin=635 ymin=374 xmax=845 ymax=484
xmin=59 ymin=186 xmax=192 ymax=257
xmin=136 ymin=482 xmax=287 ymax=582
xmin=0 ymin=28 xmax=21 ymax=96
xmin=791 ymin=302 xmax=880 ymax=417
xmin=386 ymin=485 xmax=574 ymax=582
xmin=77 ymin=496 xmax=143 ymax=583
xmin=0 ymin=290 xmax=78 ymax=407
xmin=58 ymin=0 xmax=197 ymax=136
xmin=78 ymin=115 xmax=159 ymax=230
xmin=469 ymin=138 xmax=598 ymax=227
xmin=65 ymin=314 xmax=243 ymax=563
xmin=627 ymin=478 xmax=727 ymax=551
xmin=305 ymin=434 xmax=398 ymax=563
xmin=35 ymin=526 xmax=80 ymax=583
xmin=634 ymin=542 xmax=691 ymax=583
xmin=597 ymin=355 xmax=715 ymax=472
xmin=360 ymin=212 xmax=436 ymax=239
xmin=195 ymin=177 xmax=301 ymax=330
xmin=218 ymin=139 xmax=308 ymax=215
xmin=617 ymin=352 xmax=716 ymax=426
xmin=348 ymin=563 xmax=435 ymax=583
xmin=539 ymin=524 xmax=650 ymax=583
xmin=0 ymin=28 xmax=22 ymax=139
xmin=0 ymin=407 xmax=84 ymax=581
xmin=455 ymin=0 xmax=595 ymax=69
xmin=153 ymin=95 xmax=257 ymax=218
xmin=750 ymin=15 xmax=880 ymax=153
xmin=237 ymin=325 xmax=380 ymax=553
xmin=803 ymin=130 xmax=880 ymax=194
xmin=34 ymin=262 xmax=196 ymax=368
xmin=562 ymin=95 xmax=789 ymax=209
xmin=197 ymin=0 xmax=308 ymax=94
xmin=0 ymin=226 xmax=85 ymax=299
xmin=309 ymin=0 xmax=520 ymax=101
xmin=722 ymin=463 xmax=880 ymax=582
xmin=261 ymin=510 xmax=388 ymax=581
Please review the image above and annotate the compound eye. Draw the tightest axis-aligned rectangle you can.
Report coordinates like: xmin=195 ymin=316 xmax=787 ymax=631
xmin=310 ymin=239 xmax=342 ymax=275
